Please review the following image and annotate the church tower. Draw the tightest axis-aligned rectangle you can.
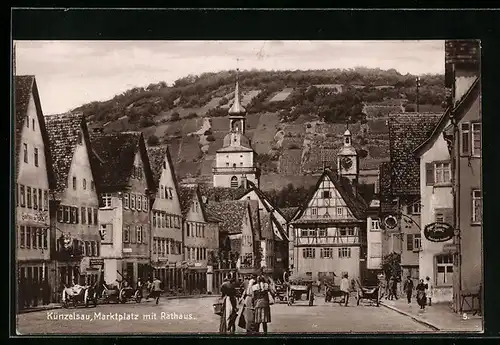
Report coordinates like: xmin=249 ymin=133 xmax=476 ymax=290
xmin=337 ymin=127 xmax=359 ymax=184
xmin=212 ymin=69 xmax=260 ymax=188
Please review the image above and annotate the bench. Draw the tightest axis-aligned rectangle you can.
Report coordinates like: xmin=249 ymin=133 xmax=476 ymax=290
xmin=460 ymin=285 xmax=481 ymax=316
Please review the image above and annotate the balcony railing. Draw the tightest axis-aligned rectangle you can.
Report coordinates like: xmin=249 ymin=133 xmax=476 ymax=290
xmin=212 ymin=166 xmax=259 ymax=174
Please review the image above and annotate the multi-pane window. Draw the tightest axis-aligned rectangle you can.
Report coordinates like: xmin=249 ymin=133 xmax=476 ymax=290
xmin=472 ymin=123 xmax=481 ymax=157
xmin=87 ymin=207 xmax=93 ymax=225
xmin=136 ymin=225 xmax=143 ymax=243
xmin=124 ymin=194 xmax=129 ymax=208
xmin=461 ymin=123 xmax=470 ymax=155
xmin=34 ymin=148 xmax=39 ymax=167
xmin=93 ymin=208 xmax=97 ymax=225
xmin=101 ymin=194 xmax=112 ymax=208
xmin=137 ymin=195 xmax=142 ymax=211
xmin=302 ymin=247 xmax=315 ymax=259
xmin=436 ymin=254 xmax=453 ymax=286
xmin=337 ymin=207 xmax=343 ymax=216
xmin=83 ymin=179 xmax=87 ymax=190
xmin=33 ymin=188 xmax=38 ymax=210
xmin=20 ymin=226 xmax=25 ymax=248
xmin=123 ymin=226 xmax=130 ymax=243
xmin=472 ymin=189 xmax=482 ymax=223
xmin=38 ymin=188 xmax=43 ymax=211
xmin=20 ymin=185 xmax=25 ymax=207
xmin=407 ymin=234 xmax=414 ymax=251
xmin=311 ymin=208 xmax=317 ymax=216
xmin=44 ymin=191 xmax=48 ymax=211
xmin=414 ymin=234 xmax=421 ymax=251
xmin=32 ymin=119 xmax=35 ymax=131
xmin=338 ymin=247 xmax=351 ymax=258
xmin=26 ymin=227 xmax=31 ymax=249
xmin=143 ymin=196 xmax=148 ymax=211
xmin=81 ymin=207 xmax=86 ymax=224
xmin=435 ymin=162 xmax=451 ymax=184
xmin=168 ymin=188 xmax=173 ymax=199
xmin=131 ymin=194 xmax=136 ymax=209
xmin=408 ymin=202 xmax=421 ymax=215
xmin=27 ymin=187 xmax=32 ymax=208
xmin=371 ymin=219 xmax=381 ymax=231
xmin=23 ymin=143 xmax=28 ymax=163
xmin=72 ymin=176 xmax=77 ymax=190
xmin=320 ymin=247 xmax=333 ymax=258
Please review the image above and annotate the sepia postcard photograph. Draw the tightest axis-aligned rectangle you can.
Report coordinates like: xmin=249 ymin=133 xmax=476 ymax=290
xmin=13 ymin=38 xmax=483 ymax=335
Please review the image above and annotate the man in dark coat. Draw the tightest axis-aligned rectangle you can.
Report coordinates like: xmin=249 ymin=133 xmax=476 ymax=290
xmin=403 ymin=276 xmax=414 ymax=304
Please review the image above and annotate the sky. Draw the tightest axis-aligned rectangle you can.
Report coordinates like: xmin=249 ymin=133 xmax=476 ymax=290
xmin=15 ymin=40 xmax=445 ymax=115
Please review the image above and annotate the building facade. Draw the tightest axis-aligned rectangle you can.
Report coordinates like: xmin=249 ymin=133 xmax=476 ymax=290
xmin=90 ymin=131 xmax=155 ymax=286
xmin=414 ymin=114 xmax=454 ymax=303
xmin=147 ymin=146 xmax=183 ymax=291
xmin=445 ymin=39 xmax=482 ymax=313
xmin=15 ymin=75 xmax=55 ymax=309
xmin=382 ymin=113 xmax=442 ymax=286
xmin=291 ymin=130 xmax=368 ymax=284
xmin=179 ymin=186 xmax=210 ymax=293
xmin=45 ymin=113 xmax=101 ymax=298
xmin=213 ymin=71 xmax=260 ymax=188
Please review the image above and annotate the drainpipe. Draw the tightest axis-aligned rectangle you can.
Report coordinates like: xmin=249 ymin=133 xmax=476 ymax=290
xmin=452 ymin=111 xmax=462 ymax=313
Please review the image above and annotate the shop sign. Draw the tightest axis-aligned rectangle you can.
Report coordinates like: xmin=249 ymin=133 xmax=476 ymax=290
xmin=21 ymin=211 xmax=49 ymax=224
xmin=424 ymin=222 xmax=454 ymax=242
xmin=90 ymin=258 xmax=104 ymax=266
xmin=443 ymin=243 xmax=458 ymax=253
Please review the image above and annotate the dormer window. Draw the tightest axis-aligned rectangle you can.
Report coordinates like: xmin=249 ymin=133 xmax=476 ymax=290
xmin=163 ymin=160 xmax=167 ymax=169
xmin=77 ymin=131 xmax=83 ymax=144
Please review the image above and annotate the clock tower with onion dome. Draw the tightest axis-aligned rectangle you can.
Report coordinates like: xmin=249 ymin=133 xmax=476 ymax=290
xmin=212 ymin=69 xmax=260 ymax=189
xmin=337 ymin=127 xmax=359 ymax=184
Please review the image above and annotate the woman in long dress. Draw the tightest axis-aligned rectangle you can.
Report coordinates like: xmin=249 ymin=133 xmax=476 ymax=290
xmin=253 ymin=275 xmax=273 ymax=334
xmin=240 ymin=276 xmax=257 ymax=333
xmin=416 ymin=279 xmax=428 ymax=310
xmin=219 ymin=274 xmax=238 ymax=334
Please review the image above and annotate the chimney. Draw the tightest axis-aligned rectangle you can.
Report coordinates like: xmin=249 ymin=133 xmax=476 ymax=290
xmin=445 ymin=40 xmax=480 ymax=104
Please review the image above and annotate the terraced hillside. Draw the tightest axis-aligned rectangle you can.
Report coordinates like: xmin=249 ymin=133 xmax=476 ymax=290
xmin=76 ymin=68 xmax=445 ymax=191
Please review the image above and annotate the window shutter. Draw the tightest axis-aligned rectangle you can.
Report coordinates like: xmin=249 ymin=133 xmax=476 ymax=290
xmin=425 ymin=163 xmax=434 ymax=186
xmin=75 ymin=207 xmax=79 ymax=224
xmin=406 ymin=234 xmax=414 ymax=251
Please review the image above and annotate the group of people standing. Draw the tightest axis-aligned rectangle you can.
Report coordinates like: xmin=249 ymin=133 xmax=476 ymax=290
xmin=386 ymin=275 xmax=433 ymax=310
xmin=218 ymin=270 xmax=274 ymax=334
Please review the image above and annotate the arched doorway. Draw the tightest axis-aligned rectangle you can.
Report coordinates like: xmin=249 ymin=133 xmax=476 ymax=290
xmin=230 ymin=176 xmax=238 ymax=188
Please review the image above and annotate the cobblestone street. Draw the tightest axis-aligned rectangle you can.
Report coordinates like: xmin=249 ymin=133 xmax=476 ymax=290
xmin=17 ymin=297 xmax=434 ymax=334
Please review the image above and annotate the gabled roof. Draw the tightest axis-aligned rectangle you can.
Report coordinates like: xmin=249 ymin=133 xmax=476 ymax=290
xmin=280 ymin=207 xmax=300 ymax=222
xmin=205 ymin=200 xmax=250 ymax=235
xmin=248 ymin=200 xmax=261 ymax=241
xmin=294 ymin=169 xmax=368 ymax=221
xmin=413 ymin=109 xmax=452 ymax=157
xmin=89 ymin=131 xmax=155 ymax=192
xmin=178 ymin=186 xmax=208 ymax=221
xmin=452 ymin=75 xmax=481 ymax=123
xmin=45 ymin=112 xmax=99 ymax=195
xmin=14 ymin=75 xmax=55 ymax=187
xmin=198 ymin=184 xmax=249 ymax=202
xmin=239 ymin=180 xmax=288 ymax=220
xmin=388 ymin=113 xmax=442 ymax=195
xmin=146 ymin=145 xmax=181 ymax=199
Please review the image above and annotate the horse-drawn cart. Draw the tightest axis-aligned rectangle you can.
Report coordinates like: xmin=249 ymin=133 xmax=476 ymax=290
xmin=287 ymin=279 xmax=314 ymax=306
xmin=355 ymin=280 xmax=380 ymax=307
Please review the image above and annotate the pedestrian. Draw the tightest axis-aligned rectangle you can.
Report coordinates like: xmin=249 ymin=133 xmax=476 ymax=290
xmin=253 ymin=275 xmax=273 ymax=334
xmin=403 ymin=276 xmax=414 ymax=304
xmin=150 ymin=276 xmax=162 ymax=305
xmin=316 ymin=279 xmax=321 ymax=293
xmin=387 ymin=276 xmax=395 ymax=300
xmin=340 ymin=273 xmax=350 ymax=307
xmin=219 ymin=274 xmax=238 ymax=334
xmin=416 ymin=279 xmax=428 ymax=310
xmin=425 ymin=276 xmax=433 ymax=306
xmin=391 ymin=276 xmax=399 ymax=300
xmin=240 ymin=274 xmax=257 ymax=333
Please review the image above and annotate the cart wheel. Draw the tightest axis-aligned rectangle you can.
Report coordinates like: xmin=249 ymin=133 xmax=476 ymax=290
xmin=135 ymin=291 xmax=142 ymax=303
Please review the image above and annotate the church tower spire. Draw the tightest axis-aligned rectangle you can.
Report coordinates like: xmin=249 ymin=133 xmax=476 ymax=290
xmin=337 ymin=124 xmax=358 ymax=184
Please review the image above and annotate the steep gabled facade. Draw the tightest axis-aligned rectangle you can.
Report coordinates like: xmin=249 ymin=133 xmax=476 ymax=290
xmin=45 ymin=113 xmax=101 ymax=297
xmin=291 ymin=169 xmax=368 ymax=283
xmin=147 ymin=146 xmax=183 ymax=291
xmin=179 ymin=186 xmax=211 ymax=292
xmin=90 ymin=131 xmax=155 ymax=286
xmin=15 ymin=75 xmax=55 ymax=308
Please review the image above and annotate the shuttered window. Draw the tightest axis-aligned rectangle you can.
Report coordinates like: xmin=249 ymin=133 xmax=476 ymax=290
xmin=435 ymin=208 xmax=453 ymax=224
xmin=425 ymin=162 xmax=434 ymax=185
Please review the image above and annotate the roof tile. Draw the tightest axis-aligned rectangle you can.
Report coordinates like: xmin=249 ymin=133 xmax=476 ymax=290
xmin=205 ymin=200 xmax=249 ymax=235
xmin=388 ymin=113 xmax=442 ymax=195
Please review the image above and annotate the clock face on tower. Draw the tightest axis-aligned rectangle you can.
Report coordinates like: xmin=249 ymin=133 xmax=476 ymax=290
xmin=340 ymin=156 xmax=353 ymax=170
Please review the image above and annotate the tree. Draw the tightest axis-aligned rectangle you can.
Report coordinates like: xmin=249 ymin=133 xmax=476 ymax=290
xmin=358 ymin=149 xmax=368 ymax=159
xmin=147 ymin=135 xmax=160 ymax=146
xmin=382 ymin=252 xmax=402 ymax=282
